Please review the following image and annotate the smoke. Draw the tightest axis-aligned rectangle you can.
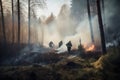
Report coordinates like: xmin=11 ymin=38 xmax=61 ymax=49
xmin=38 ymin=3 xmax=101 ymax=51
xmin=104 ymin=0 xmax=120 ymax=41
xmin=2 ymin=0 xmax=120 ymax=65
xmin=1 ymin=0 xmax=119 ymax=51
xmin=15 ymin=1 xmax=101 ymax=51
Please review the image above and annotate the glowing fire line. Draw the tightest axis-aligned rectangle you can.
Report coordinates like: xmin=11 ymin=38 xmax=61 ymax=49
xmin=86 ymin=44 xmax=95 ymax=51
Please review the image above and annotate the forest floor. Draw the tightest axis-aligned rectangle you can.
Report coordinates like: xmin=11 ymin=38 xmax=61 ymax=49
xmin=0 ymin=47 xmax=120 ymax=80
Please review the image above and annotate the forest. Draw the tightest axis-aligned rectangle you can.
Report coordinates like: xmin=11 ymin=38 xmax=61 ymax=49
xmin=0 ymin=0 xmax=120 ymax=80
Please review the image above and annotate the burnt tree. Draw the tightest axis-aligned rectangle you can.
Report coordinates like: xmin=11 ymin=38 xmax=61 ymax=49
xmin=97 ymin=0 xmax=107 ymax=54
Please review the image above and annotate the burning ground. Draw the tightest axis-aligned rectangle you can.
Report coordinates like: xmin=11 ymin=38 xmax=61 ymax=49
xmin=0 ymin=43 xmax=99 ymax=66
xmin=0 ymin=47 xmax=120 ymax=80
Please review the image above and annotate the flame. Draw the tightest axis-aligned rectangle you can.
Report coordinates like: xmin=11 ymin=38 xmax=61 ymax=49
xmin=86 ymin=44 xmax=95 ymax=51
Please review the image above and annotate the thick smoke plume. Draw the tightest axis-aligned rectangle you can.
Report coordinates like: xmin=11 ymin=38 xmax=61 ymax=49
xmin=1 ymin=0 xmax=120 ymax=51
xmin=104 ymin=0 xmax=120 ymax=42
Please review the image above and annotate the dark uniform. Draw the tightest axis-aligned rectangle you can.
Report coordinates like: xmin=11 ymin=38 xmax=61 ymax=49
xmin=49 ymin=41 xmax=54 ymax=48
xmin=66 ymin=41 xmax=72 ymax=53
xmin=58 ymin=41 xmax=63 ymax=48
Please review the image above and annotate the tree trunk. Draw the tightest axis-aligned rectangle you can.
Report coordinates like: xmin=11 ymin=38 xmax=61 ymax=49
xmin=41 ymin=23 xmax=44 ymax=46
xmin=17 ymin=0 xmax=20 ymax=47
xmin=101 ymin=0 xmax=105 ymax=25
xmin=11 ymin=0 xmax=14 ymax=44
xmin=87 ymin=0 xmax=94 ymax=43
xmin=28 ymin=0 xmax=31 ymax=46
xmin=0 ymin=0 xmax=6 ymax=45
xmin=96 ymin=0 xmax=107 ymax=54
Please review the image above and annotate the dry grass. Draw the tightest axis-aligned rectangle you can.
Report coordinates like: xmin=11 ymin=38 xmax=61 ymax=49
xmin=0 ymin=47 xmax=120 ymax=80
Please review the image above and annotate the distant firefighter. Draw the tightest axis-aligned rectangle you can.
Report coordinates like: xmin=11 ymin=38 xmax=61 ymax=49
xmin=49 ymin=41 xmax=54 ymax=48
xmin=58 ymin=41 xmax=63 ymax=48
xmin=66 ymin=41 xmax=72 ymax=53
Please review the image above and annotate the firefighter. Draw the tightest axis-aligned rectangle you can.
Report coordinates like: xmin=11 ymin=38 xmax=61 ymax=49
xmin=58 ymin=41 xmax=63 ymax=48
xmin=66 ymin=41 xmax=72 ymax=53
xmin=49 ymin=41 xmax=54 ymax=48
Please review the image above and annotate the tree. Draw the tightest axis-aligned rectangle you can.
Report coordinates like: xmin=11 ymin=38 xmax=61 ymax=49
xmin=28 ymin=0 xmax=30 ymax=46
xmin=87 ymin=0 xmax=94 ymax=43
xmin=28 ymin=0 xmax=47 ymax=46
xmin=96 ymin=0 xmax=106 ymax=54
xmin=11 ymin=0 xmax=14 ymax=44
xmin=17 ymin=0 xmax=20 ymax=47
xmin=0 ymin=0 xmax=6 ymax=45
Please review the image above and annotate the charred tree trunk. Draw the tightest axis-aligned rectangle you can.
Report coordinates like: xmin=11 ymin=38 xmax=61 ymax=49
xmin=11 ymin=0 xmax=14 ymax=44
xmin=0 ymin=0 xmax=6 ymax=45
xmin=28 ymin=0 xmax=31 ymax=46
xmin=96 ymin=0 xmax=107 ymax=54
xmin=87 ymin=0 xmax=94 ymax=43
xmin=17 ymin=0 xmax=20 ymax=47
xmin=101 ymin=0 xmax=105 ymax=24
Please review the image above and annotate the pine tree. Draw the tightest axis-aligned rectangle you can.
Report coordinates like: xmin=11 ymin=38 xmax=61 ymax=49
xmin=11 ymin=0 xmax=14 ymax=44
xmin=28 ymin=0 xmax=31 ymax=46
xmin=0 ymin=0 xmax=6 ymax=45
xmin=17 ymin=0 xmax=20 ymax=47
xmin=96 ymin=0 xmax=106 ymax=54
